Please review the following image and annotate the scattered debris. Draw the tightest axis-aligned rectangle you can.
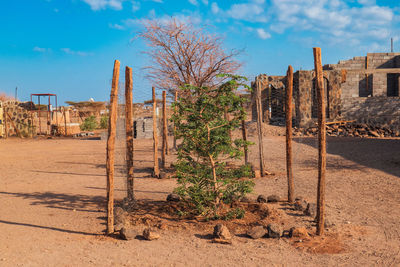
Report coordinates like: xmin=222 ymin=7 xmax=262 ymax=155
xmin=289 ymin=227 xmax=310 ymax=239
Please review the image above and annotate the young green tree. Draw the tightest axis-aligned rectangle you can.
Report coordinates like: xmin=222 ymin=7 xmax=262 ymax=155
xmin=172 ymin=75 xmax=254 ymax=219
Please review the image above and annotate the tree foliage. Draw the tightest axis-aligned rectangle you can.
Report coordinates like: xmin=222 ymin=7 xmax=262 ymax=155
xmin=172 ymin=75 xmax=254 ymax=218
xmin=139 ymin=18 xmax=241 ymax=94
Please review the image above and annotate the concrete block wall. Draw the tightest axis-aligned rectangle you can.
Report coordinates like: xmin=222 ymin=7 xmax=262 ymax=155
xmin=3 ymin=101 xmax=36 ymax=137
xmin=342 ymin=96 xmax=400 ymax=129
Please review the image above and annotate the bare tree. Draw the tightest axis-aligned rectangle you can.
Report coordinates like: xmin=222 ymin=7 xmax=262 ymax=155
xmin=138 ymin=18 xmax=241 ymax=92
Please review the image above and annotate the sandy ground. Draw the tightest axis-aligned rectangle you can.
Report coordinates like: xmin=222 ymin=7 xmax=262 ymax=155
xmin=1 ymin=133 xmax=400 ymax=266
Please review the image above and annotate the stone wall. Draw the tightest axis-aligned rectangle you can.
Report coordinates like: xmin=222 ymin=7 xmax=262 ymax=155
xmin=2 ymin=101 xmax=36 ymax=137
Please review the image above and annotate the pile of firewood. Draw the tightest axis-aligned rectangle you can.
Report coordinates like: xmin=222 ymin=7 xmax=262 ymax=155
xmin=293 ymin=121 xmax=400 ymax=138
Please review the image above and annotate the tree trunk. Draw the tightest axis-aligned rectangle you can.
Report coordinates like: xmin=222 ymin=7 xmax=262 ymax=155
xmin=106 ymin=59 xmax=120 ymax=235
xmin=173 ymin=90 xmax=178 ymax=150
xmin=313 ymin=47 xmax=326 ymax=236
xmin=125 ymin=66 xmax=134 ymax=201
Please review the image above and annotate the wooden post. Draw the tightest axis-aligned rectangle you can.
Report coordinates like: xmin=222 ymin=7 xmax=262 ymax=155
xmin=161 ymin=91 xmax=168 ymax=169
xmin=125 ymin=66 xmax=134 ymax=201
xmin=286 ymin=65 xmax=294 ymax=203
xmin=4 ymin=110 xmax=8 ymax=139
xmin=242 ymin=119 xmax=248 ymax=165
xmin=152 ymin=87 xmax=160 ymax=177
xmin=162 ymin=90 xmax=169 ymax=157
xmin=63 ymin=107 xmax=68 ymax=136
xmin=173 ymin=90 xmax=178 ymax=150
xmin=313 ymin=47 xmax=326 ymax=236
xmin=106 ymin=59 xmax=120 ymax=235
xmin=255 ymin=78 xmax=266 ymax=176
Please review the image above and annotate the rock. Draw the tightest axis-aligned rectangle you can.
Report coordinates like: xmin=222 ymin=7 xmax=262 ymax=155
xmin=369 ymin=130 xmax=380 ymax=137
xmin=289 ymin=227 xmax=309 ymax=238
xmin=267 ymin=223 xmax=282 ymax=238
xmin=294 ymin=198 xmax=308 ymax=211
xmin=114 ymin=207 xmax=127 ymax=225
xmin=114 ymin=223 xmax=124 ymax=232
xmin=247 ymin=226 xmax=267 ymax=239
xmin=213 ymin=224 xmax=231 ymax=241
xmin=257 ymin=203 xmax=270 ymax=218
xmin=257 ymin=195 xmax=267 ymax=203
xmin=159 ymin=171 xmax=168 ymax=179
xmin=267 ymin=195 xmax=280 ymax=203
xmin=143 ymin=228 xmax=160 ymax=241
xmin=166 ymin=193 xmax=180 ymax=202
xmin=120 ymin=227 xmax=137 ymax=240
xmin=240 ymin=196 xmax=251 ymax=203
xmin=304 ymin=203 xmax=317 ymax=218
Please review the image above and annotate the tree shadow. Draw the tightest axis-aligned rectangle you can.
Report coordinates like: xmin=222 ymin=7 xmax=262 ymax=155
xmin=0 ymin=191 xmax=105 ymax=212
xmin=293 ymin=137 xmax=400 ymax=178
xmin=0 ymin=219 xmax=100 ymax=236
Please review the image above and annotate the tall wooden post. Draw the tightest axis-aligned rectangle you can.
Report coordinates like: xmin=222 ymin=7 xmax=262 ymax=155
xmin=63 ymin=107 xmax=68 ymax=136
xmin=152 ymin=87 xmax=160 ymax=177
xmin=313 ymin=47 xmax=326 ymax=236
xmin=255 ymin=78 xmax=266 ymax=176
xmin=106 ymin=60 xmax=120 ymax=235
xmin=161 ymin=90 xmax=167 ymax=168
xmin=286 ymin=65 xmax=294 ymax=203
xmin=4 ymin=110 xmax=8 ymax=139
xmin=173 ymin=90 xmax=178 ymax=150
xmin=242 ymin=119 xmax=248 ymax=165
xmin=125 ymin=66 xmax=134 ymax=201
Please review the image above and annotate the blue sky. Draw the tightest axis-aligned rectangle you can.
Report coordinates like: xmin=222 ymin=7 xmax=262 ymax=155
xmin=0 ymin=0 xmax=399 ymax=104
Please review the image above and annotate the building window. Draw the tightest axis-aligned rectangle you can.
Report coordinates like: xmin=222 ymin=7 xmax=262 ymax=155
xmin=359 ymin=74 xmax=373 ymax=97
xmin=387 ymin=73 xmax=399 ymax=97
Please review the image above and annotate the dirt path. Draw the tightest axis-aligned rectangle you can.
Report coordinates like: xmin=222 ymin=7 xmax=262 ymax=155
xmin=1 ymin=136 xmax=400 ymax=266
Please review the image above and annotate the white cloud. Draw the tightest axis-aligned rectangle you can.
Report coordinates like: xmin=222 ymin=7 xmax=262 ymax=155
xmin=81 ymin=0 xmax=124 ymax=11
xmin=211 ymin=2 xmax=219 ymax=14
xmin=188 ymin=0 xmax=198 ymax=6
xmin=109 ymin=23 xmax=124 ymax=30
xmin=268 ymin=0 xmax=395 ymax=46
xmin=202 ymin=0 xmax=208 ymax=5
xmin=226 ymin=2 xmax=267 ymax=22
xmin=131 ymin=1 xmax=140 ymax=12
xmin=61 ymin=48 xmax=93 ymax=56
xmin=256 ymin=28 xmax=271 ymax=39
xmin=33 ymin=46 xmax=50 ymax=53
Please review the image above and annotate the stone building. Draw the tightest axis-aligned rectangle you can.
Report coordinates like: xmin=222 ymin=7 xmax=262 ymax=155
xmin=252 ymin=52 xmax=400 ymax=130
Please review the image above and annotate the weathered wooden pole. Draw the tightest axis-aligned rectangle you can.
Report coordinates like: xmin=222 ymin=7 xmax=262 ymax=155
xmin=286 ymin=65 xmax=294 ymax=203
xmin=242 ymin=119 xmax=248 ymax=165
xmin=173 ymin=90 xmax=178 ymax=150
xmin=163 ymin=90 xmax=169 ymax=156
xmin=313 ymin=47 xmax=326 ymax=236
xmin=161 ymin=90 xmax=167 ymax=168
xmin=106 ymin=59 xmax=120 ymax=235
xmin=255 ymin=78 xmax=266 ymax=176
xmin=4 ymin=110 xmax=8 ymax=139
xmin=63 ymin=107 xmax=68 ymax=136
xmin=152 ymin=87 xmax=160 ymax=177
xmin=125 ymin=66 xmax=134 ymax=201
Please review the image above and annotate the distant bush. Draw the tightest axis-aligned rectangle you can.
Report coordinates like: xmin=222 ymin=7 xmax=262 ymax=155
xmin=80 ymin=116 xmax=98 ymax=131
xmin=100 ymin=115 xmax=109 ymax=129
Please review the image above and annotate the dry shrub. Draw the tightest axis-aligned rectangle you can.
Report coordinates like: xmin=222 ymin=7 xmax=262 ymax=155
xmin=0 ymin=92 xmax=13 ymax=102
